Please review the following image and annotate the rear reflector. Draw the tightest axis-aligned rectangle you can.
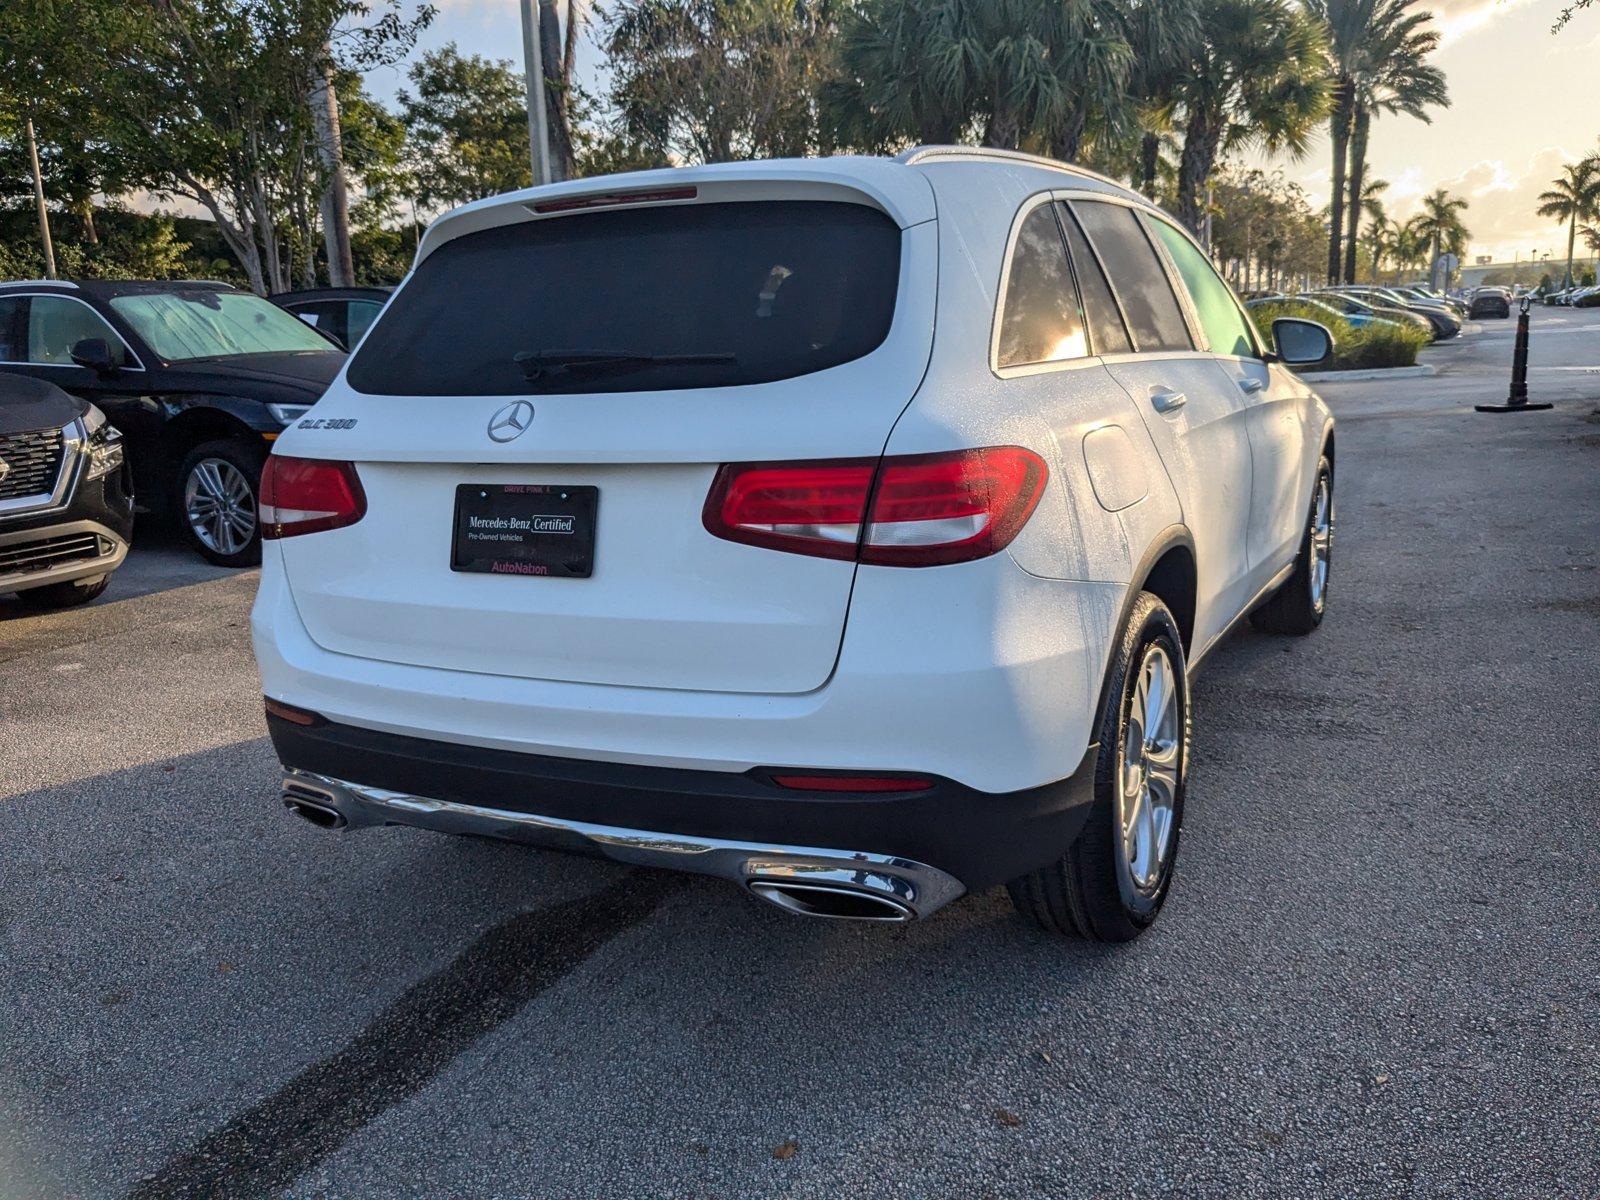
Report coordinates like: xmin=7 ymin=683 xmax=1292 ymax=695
xmin=260 ymin=456 xmax=366 ymax=540
xmin=703 ymin=447 xmax=1047 ymax=567
xmin=264 ymin=697 xmax=322 ymax=726
xmin=530 ymin=186 xmax=697 ymax=214
xmin=770 ymin=774 xmax=933 ymax=793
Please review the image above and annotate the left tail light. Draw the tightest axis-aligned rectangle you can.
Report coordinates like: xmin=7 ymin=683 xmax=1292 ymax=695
xmin=703 ymin=446 xmax=1048 ymax=567
xmin=260 ymin=456 xmax=366 ymax=540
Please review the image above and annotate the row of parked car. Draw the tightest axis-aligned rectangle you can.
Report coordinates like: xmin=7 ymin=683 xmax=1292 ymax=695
xmin=1245 ymin=283 xmax=1466 ymax=341
xmin=0 ymin=280 xmax=386 ymax=607
xmin=1542 ymin=283 xmax=1600 ymax=307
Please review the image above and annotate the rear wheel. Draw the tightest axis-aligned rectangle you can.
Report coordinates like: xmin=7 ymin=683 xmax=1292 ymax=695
xmin=15 ymin=573 xmax=110 ymax=609
xmin=1008 ymin=592 xmax=1188 ymax=941
xmin=1250 ymin=457 xmax=1333 ymax=636
xmin=177 ymin=439 xmax=265 ymax=567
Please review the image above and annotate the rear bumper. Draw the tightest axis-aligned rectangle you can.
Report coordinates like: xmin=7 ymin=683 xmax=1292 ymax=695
xmin=268 ymin=712 xmax=1098 ymax=900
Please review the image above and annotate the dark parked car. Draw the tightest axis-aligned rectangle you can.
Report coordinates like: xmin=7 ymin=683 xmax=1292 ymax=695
xmin=270 ymin=286 xmax=391 ymax=350
xmin=0 ymin=373 xmax=134 ymax=608
xmin=1469 ymin=288 xmax=1512 ymax=319
xmin=0 ymin=279 xmax=345 ymax=566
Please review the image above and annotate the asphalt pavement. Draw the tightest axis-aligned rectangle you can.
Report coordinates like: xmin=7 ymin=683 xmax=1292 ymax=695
xmin=2 ymin=306 xmax=1597 ymax=1199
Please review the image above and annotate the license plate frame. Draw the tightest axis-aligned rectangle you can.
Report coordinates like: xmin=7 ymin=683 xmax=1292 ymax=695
xmin=450 ymin=483 xmax=598 ymax=578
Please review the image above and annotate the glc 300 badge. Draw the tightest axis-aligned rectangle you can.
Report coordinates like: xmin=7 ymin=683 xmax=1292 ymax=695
xmin=487 ymin=400 xmax=535 ymax=443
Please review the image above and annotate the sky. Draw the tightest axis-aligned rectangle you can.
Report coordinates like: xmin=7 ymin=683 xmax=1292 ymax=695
xmin=361 ymin=0 xmax=1600 ymax=266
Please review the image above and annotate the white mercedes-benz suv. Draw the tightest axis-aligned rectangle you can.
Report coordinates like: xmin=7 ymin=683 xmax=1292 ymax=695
xmin=253 ymin=148 xmax=1336 ymax=941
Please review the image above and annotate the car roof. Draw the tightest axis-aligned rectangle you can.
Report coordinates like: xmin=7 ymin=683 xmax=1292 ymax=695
xmin=413 ymin=148 xmax=1155 ymax=269
xmin=0 ymin=278 xmax=241 ymax=299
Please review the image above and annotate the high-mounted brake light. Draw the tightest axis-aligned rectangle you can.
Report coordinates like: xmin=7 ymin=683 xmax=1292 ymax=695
xmin=703 ymin=447 xmax=1048 ymax=567
xmin=260 ymin=456 xmax=366 ymax=540
xmin=530 ymin=186 xmax=698 ymax=214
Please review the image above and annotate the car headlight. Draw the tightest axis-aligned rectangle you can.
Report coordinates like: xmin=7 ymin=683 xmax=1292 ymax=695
xmin=267 ymin=403 xmax=312 ymax=426
xmin=82 ymin=405 xmax=124 ymax=481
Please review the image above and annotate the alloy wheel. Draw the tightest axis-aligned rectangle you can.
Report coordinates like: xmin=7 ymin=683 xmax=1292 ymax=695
xmin=1118 ymin=644 xmax=1182 ymax=896
xmin=1308 ymin=474 xmax=1332 ymax=612
xmin=184 ymin=457 xmax=257 ymax=557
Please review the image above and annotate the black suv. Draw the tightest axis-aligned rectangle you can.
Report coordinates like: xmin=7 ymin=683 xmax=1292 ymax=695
xmin=0 ymin=373 xmax=134 ymax=608
xmin=0 ymin=280 xmax=346 ymax=565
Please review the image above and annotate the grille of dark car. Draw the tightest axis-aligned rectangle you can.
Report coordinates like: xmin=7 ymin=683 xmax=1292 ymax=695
xmin=0 ymin=428 xmax=66 ymax=501
xmin=0 ymin=532 xmax=103 ymax=576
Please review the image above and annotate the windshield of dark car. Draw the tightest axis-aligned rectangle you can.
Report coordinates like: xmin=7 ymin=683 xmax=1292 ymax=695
xmin=110 ymin=291 xmax=336 ymax=362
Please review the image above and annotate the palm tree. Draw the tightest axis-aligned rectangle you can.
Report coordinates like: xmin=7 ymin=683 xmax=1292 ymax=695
xmin=1360 ymin=209 xmax=1396 ymax=281
xmin=826 ymin=0 xmax=1135 ymax=155
xmin=1169 ymin=0 xmax=1330 ymax=236
xmin=1308 ymin=0 xmax=1447 ymax=284
xmin=1393 ymin=213 xmax=1429 ymax=279
xmin=1121 ymin=0 xmax=1203 ymax=197
xmin=1414 ymin=189 xmax=1469 ymax=288
xmin=1340 ymin=2 xmax=1447 ymax=282
xmin=1535 ymin=157 xmax=1600 ymax=288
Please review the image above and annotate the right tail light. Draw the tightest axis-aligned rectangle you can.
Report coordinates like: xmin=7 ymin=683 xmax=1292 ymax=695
xmin=703 ymin=446 xmax=1047 ymax=567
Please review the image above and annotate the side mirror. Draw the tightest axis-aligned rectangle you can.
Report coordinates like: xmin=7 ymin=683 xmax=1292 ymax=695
xmin=70 ymin=337 xmax=118 ymax=375
xmin=1272 ymin=318 xmax=1334 ymax=367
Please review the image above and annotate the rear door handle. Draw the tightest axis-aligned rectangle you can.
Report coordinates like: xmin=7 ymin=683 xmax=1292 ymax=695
xmin=1149 ymin=387 xmax=1187 ymax=414
xmin=1238 ymin=377 xmax=1266 ymax=394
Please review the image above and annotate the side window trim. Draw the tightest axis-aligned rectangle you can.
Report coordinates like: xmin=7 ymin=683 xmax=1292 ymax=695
xmin=1132 ymin=209 xmax=1208 ymax=351
xmin=990 ymin=191 xmax=1092 ymax=375
xmin=1138 ymin=209 xmax=1265 ymax=360
xmin=0 ymin=292 xmax=147 ymax=371
xmin=1062 ymin=195 xmax=1195 ymax=355
xmin=1052 ymin=194 xmax=1135 ymax=356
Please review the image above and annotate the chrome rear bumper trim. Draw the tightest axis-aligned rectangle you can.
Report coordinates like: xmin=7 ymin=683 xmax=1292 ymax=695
xmin=281 ymin=769 xmax=967 ymax=920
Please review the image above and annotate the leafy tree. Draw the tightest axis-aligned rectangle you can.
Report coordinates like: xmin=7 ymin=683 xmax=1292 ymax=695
xmin=1535 ymin=156 xmax=1600 ymax=288
xmin=1168 ymin=0 xmax=1330 ymax=236
xmin=602 ymin=0 xmax=836 ymax=163
xmin=399 ymin=45 xmax=531 ymax=209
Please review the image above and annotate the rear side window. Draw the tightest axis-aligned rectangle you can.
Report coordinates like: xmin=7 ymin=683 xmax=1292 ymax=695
xmin=1056 ymin=204 xmax=1132 ymax=355
xmin=348 ymin=201 xmax=902 ymax=396
xmin=1148 ymin=217 xmax=1257 ymax=357
xmin=1070 ymin=200 xmax=1193 ymax=353
xmin=996 ymin=204 xmax=1086 ymax=368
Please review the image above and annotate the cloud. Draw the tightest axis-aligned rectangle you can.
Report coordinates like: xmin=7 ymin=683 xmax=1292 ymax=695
xmin=1426 ymin=0 xmax=1542 ymax=43
xmin=1390 ymin=145 xmax=1598 ymax=261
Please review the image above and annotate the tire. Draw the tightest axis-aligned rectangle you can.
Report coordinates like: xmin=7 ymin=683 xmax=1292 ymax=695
xmin=1008 ymin=592 xmax=1189 ymax=941
xmin=1250 ymin=456 xmax=1333 ymax=636
xmin=175 ymin=438 xmax=265 ymax=567
xmin=15 ymin=573 xmax=111 ymax=609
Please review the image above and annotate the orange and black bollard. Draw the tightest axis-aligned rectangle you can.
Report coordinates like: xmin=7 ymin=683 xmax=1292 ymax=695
xmin=1477 ymin=297 xmax=1552 ymax=412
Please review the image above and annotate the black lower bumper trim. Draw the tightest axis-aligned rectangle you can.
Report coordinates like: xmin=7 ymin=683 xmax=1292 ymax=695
xmin=267 ymin=714 xmax=1098 ymax=891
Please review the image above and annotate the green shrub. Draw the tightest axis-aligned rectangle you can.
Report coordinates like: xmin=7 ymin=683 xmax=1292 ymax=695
xmin=1248 ymin=298 xmax=1429 ymax=371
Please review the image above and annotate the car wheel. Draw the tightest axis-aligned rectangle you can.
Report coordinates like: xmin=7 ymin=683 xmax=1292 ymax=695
xmin=1250 ymin=456 xmax=1333 ymax=636
xmin=15 ymin=573 xmax=110 ymax=609
xmin=1007 ymin=591 xmax=1189 ymax=941
xmin=177 ymin=439 xmax=265 ymax=567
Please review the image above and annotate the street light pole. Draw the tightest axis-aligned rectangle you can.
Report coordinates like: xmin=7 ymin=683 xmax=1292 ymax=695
xmin=519 ymin=0 xmax=552 ymax=188
xmin=25 ymin=118 xmax=57 ymax=280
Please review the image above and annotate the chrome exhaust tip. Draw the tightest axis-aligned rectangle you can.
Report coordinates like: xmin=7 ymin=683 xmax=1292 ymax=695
xmin=748 ymin=881 xmax=915 ymax=921
xmin=283 ymin=795 xmax=347 ymax=830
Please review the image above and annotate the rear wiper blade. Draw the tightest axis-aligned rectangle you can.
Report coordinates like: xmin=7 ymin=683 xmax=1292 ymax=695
xmin=513 ymin=349 xmax=737 ymax=383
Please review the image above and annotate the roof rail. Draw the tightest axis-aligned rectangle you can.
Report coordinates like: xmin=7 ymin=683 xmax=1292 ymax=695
xmin=0 ymin=278 xmax=78 ymax=289
xmin=894 ymin=145 xmax=1137 ymax=196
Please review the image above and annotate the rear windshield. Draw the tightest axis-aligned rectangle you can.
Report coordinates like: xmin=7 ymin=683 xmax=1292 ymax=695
xmin=347 ymin=200 xmax=902 ymax=396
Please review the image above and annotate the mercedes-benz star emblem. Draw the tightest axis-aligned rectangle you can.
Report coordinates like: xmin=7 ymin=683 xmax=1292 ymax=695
xmin=0 ymin=457 xmax=10 ymax=484
xmin=487 ymin=399 xmax=535 ymax=443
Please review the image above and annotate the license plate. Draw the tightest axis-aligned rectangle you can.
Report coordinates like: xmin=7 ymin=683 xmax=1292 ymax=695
xmin=451 ymin=483 xmax=597 ymax=578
